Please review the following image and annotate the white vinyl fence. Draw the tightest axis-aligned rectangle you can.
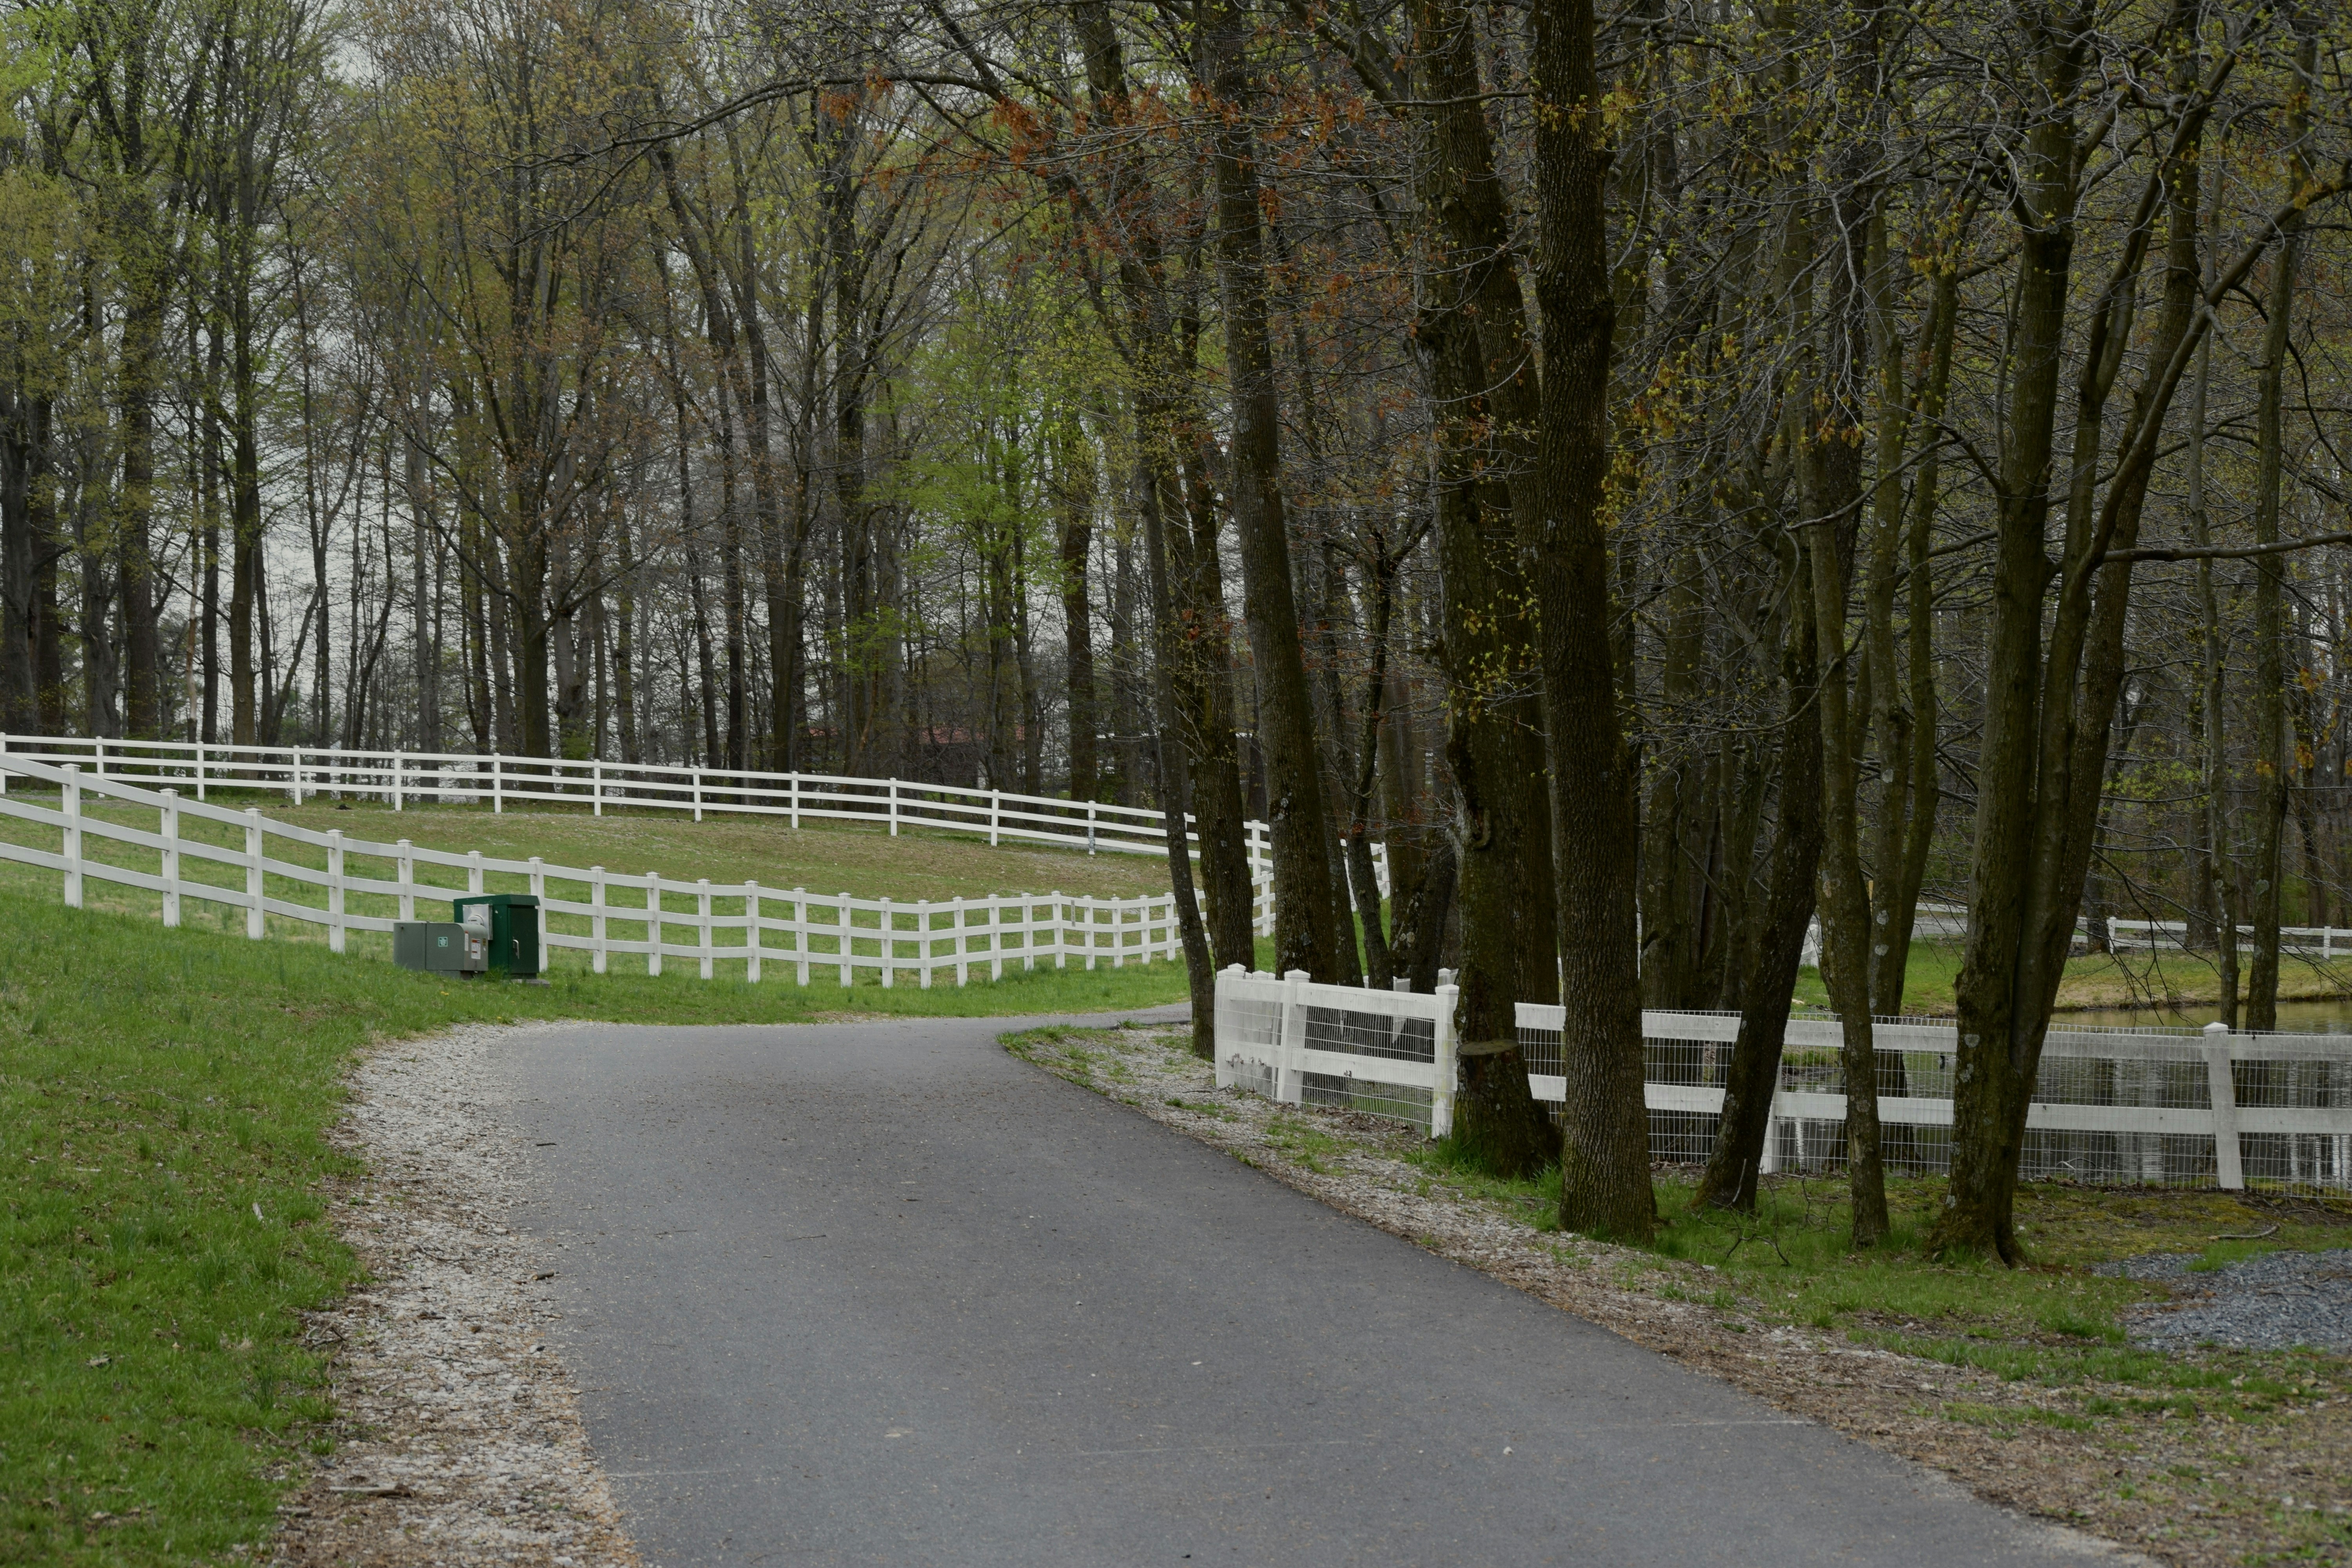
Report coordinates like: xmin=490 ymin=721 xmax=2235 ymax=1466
xmin=0 ymin=731 xmax=1389 ymax=935
xmin=1213 ymin=966 xmax=1463 ymax=1133
xmin=1210 ymin=970 xmax=2352 ymax=1192
xmin=0 ymin=757 xmax=1182 ymax=987
xmin=2110 ymin=918 xmax=2352 ymax=960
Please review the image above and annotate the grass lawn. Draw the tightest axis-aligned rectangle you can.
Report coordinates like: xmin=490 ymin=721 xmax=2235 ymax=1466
xmin=1793 ymin=939 xmax=2352 ymax=1017
xmin=0 ymin=888 xmax=1186 ymax=1566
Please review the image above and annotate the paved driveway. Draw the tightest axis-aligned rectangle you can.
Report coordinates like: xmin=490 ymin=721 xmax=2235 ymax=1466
xmin=494 ymin=1013 xmax=2119 ymax=1566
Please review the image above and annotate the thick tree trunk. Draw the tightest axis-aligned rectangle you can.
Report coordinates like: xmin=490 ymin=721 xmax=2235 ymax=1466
xmin=1410 ymin=0 xmax=1558 ymax=1167
xmin=1530 ymin=0 xmax=1647 ymax=1238
xmin=1203 ymin=0 xmax=1349 ymax=980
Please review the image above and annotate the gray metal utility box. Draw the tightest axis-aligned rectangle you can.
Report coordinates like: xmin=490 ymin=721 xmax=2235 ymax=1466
xmin=394 ymin=921 xmax=488 ymax=975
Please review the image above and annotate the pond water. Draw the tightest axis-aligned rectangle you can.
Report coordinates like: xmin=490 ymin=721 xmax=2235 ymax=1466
xmin=2051 ymin=998 xmax=2352 ymax=1034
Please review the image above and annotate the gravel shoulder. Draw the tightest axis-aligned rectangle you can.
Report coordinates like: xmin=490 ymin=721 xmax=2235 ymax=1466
xmin=1012 ymin=1023 xmax=2352 ymax=1568
xmin=2107 ymin=1250 xmax=2352 ymax=1352
xmin=269 ymin=1023 xmax=642 ymax=1568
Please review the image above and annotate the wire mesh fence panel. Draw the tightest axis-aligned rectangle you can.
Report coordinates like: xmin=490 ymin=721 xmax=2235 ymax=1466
xmin=1300 ymin=1073 xmax=1435 ymax=1124
xmin=1507 ymin=1002 xmax=2352 ymax=1193
xmin=1301 ymin=1004 xmax=1435 ymax=1064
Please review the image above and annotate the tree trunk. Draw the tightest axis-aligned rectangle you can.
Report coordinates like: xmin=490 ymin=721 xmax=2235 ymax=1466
xmin=1140 ymin=441 xmax=1220 ymax=1054
xmin=1695 ymin=548 xmax=1823 ymax=1211
xmin=2245 ymin=107 xmax=2307 ymax=1031
xmin=1202 ymin=0 xmax=1348 ymax=981
xmin=1933 ymin=14 xmax=2216 ymax=1259
xmin=1409 ymin=0 xmax=1559 ymax=1167
xmin=1530 ymin=0 xmax=1647 ymax=1238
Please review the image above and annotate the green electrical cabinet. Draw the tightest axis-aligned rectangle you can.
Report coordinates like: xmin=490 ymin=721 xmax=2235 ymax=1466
xmin=451 ymin=893 xmax=542 ymax=977
xmin=393 ymin=921 xmax=487 ymax=975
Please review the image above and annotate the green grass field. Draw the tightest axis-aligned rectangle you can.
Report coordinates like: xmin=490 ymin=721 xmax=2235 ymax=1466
xmin=0 ymin=885 xmax=1186 ymax=1566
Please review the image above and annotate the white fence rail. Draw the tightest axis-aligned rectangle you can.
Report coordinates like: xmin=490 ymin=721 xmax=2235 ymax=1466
xmin=1213 ymin=966 xmax=1463 ymax=1134
xmin=2110 ymin=918 xmax=2352 ymax=959
xmin=0 ymin=732 xmax=1387 ymax=935
xmin=0 ymin=757 xmax=1183 ymax=987
xmin=1209 ymin=971 xmax=2352 ymax=1192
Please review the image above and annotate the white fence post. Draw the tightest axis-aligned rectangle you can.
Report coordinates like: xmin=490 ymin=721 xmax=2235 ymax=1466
xmin=693 ymin=769 xmax=704 ymax=823
xmin=1087 ymin=802 xmax=1097 ymax=855
xmin=327 ymin=829 xmax=347 ymax=953
xmin=392 ymin=750 xmax=404 ymax=811
xmin=953 ymin=896 xmax=969 ymax=986
xmin=889 ymin=779 xmax=900 ymax=837
xmin=2204 ymin=1022 xmax=2246 ymax=1191
xmin=789 ymin=772 xmax=800 ymax=829
xmin=880 ymin=896 xmax=895 ymax=987
xmin=467 ymin=849 xmax=485 ymax=896
xmin=397 ymin=839 xmax=416 ymax=921
xmin=492 ymin=753 xmax=505 ymax=814
xmin=159 ymin=787 xmax=179 ymax=928
xmin=1278 ymin=970 xmax=1310 ymax=1105
xmin=746 ymin=880 xmax=762 ymax=983
xmin=917 ymin=899 xmax=933 ymax=988
xmin=837 ymin=892 xmax=853 ymax=986
xmin=243 ymin=808 xmax=265 ymax=939
xmin=990 ymin=789 xmax=1001 ymax=846
xmin=529 ymin=855 xmax=546 ymax=904
xmin=591 ymin=866 xmax=609 ymax=974
xmin=61 ymin=763 xmax=82 ymax=909
xmin=1432 ymin=982 xmax=1461 ymax=1137
xmin=646 ymin=872 xmax=663 ymax=976
xmin=194 ymin=742 xmax=207 ymax=802
xmin=593 ymin=760 xmax=603 ymax=818
xmin=795 ymin=887 xmax=811 ymax=985
xmin=698 ymin=878 xmax=714 ymax=980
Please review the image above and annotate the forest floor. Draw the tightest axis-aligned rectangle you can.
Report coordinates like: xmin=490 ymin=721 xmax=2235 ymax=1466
xmin=1009 ymin=1022 xmax=2352 ymax=1567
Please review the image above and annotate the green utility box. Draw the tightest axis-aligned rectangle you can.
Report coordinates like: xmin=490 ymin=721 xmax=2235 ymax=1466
xmin=394 ymin=921 xmax=488 ymax=975
xmin=452 ymin=893 xmax=542 ymax=978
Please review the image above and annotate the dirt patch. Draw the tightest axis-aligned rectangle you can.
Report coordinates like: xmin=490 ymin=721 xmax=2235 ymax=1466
xmin=1014 ymin=1024 xmax=2352 ymax=1567
xmin=269 ymin=1024 xmax=640 ymax=1568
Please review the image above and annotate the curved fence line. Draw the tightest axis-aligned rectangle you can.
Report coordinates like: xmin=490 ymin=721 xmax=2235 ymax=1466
xmin=0 ymin=732 xmax=1387 ymax=929
xmin=0 ymin=757 xmax=1187 ymax=988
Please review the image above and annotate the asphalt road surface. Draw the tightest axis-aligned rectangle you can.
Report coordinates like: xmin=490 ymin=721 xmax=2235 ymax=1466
xmin=495 ymin=1012 xmax=2120 ymax=1567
